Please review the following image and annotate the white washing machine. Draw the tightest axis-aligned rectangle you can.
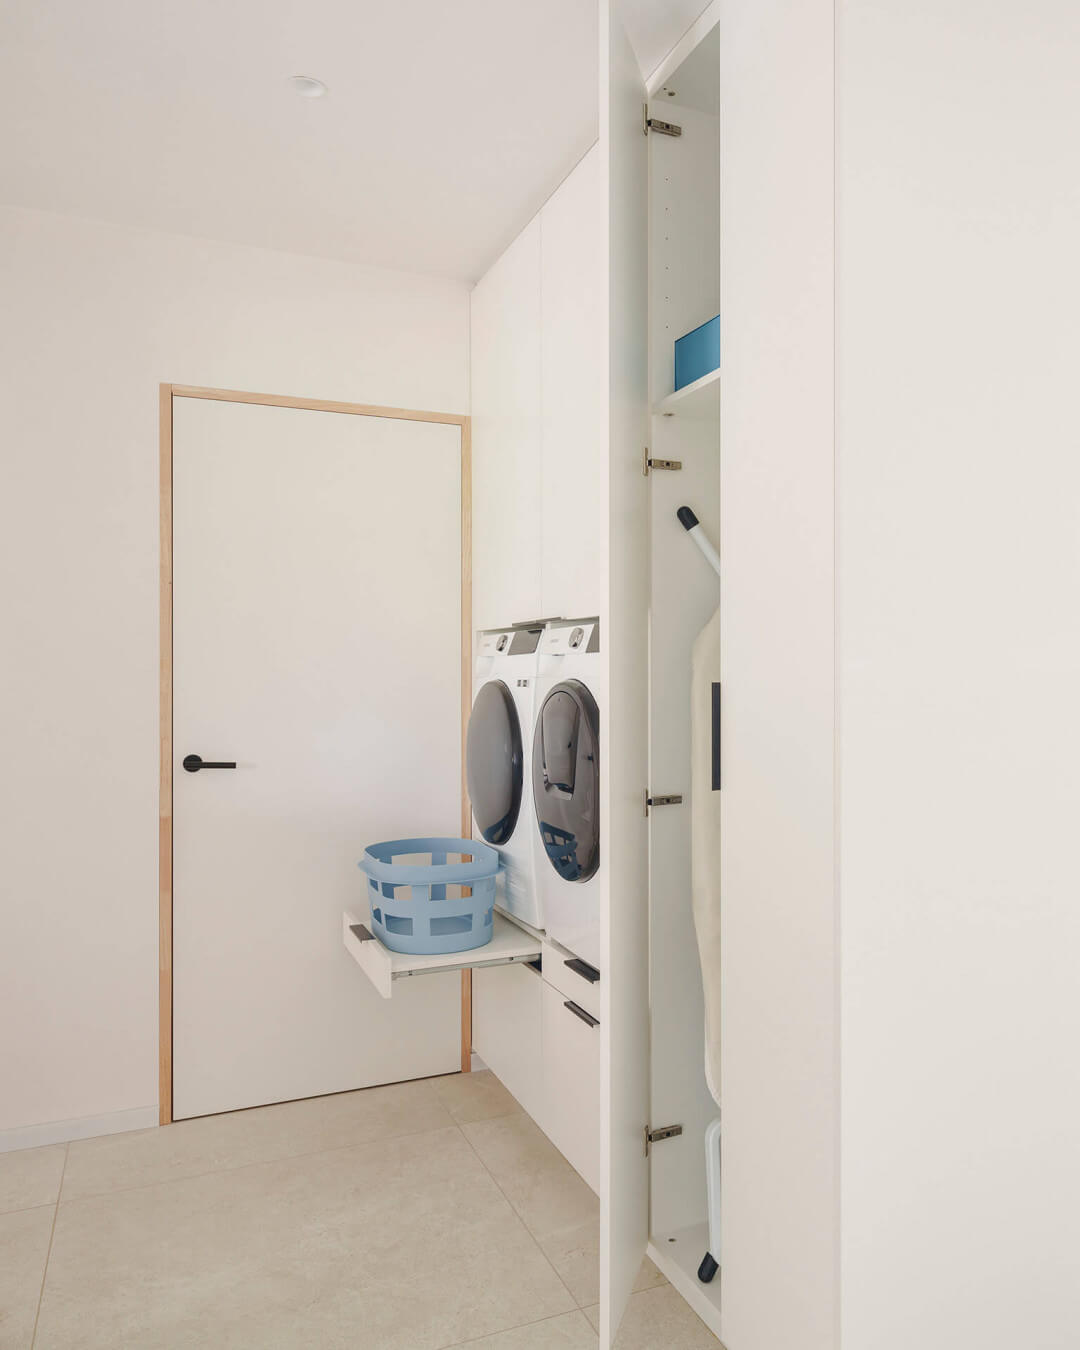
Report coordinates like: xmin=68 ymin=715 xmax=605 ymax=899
xmin=531 ymin=618 xmax=604 ymax=967
xmin=466 ymin=625 xmax=544 ymax=929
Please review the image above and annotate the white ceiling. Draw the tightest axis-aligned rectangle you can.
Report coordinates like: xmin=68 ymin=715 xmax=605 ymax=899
xmin=0 ymin=0 xmax=709 ymax=282
xmin=618 ymin=0 xmax=713 ymax=84
xmin=0 ymin=0 xmax=600 ymax=281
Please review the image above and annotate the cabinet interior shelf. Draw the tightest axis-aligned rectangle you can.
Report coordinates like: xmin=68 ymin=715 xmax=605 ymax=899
xmin=343 ymin=909 xmax=543 ymax=999
xmin=653 ymin=367 xmax=721 ymax=419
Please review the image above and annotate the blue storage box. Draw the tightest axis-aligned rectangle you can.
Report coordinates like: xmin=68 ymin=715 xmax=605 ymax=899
xmin=358 ymin=837 xmax=500 ymax=955
xmin=674 ymin=314 xmax=720 ymax=391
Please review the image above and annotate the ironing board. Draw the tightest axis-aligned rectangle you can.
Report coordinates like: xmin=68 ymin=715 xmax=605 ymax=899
xmin=679 ymin=504 xmax=724 ymax=1285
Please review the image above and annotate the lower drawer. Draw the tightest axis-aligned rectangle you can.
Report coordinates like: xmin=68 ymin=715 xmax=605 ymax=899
xmin=541 ymin=980 xmax=600 ymax=1193
xmin=473 ymin=961 xmax=543 ymax=1123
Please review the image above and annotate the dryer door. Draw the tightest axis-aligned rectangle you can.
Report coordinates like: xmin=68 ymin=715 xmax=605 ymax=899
xmin=467 ymin=680 xmax=523 ymax=844
xmin=532 ymin=679 xmax=600 ymax=882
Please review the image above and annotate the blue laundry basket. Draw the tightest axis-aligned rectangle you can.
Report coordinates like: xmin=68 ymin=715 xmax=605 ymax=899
xmin=358 ymin=837 xmax=500 ymax=955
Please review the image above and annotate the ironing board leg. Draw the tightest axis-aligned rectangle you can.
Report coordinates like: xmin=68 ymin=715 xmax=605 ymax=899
xmin=699 ymin=1116 xmax=723 ymax=1283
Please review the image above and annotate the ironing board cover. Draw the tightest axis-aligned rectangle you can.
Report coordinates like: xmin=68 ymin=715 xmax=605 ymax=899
xmin=691 ymin=605 xmax=723 ymax=1108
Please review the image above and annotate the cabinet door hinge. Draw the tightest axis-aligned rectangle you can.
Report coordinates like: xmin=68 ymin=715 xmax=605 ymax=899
xmin=643 ymin=104 xmax=683 ymax=138
xmin=644 ymin=790 xmax=684 ymax=816
xmin=644 ymin=1123 xmax=684 ymax=1157
xmin=643 ymin=447 xmax=682 ymax=476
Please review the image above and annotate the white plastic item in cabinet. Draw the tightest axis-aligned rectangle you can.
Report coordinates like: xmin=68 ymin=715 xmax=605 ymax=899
xmin=541 ymin=979 xmax=600 ymax=1193
xmin=472 ymin=960 xmax=544 ymax=1124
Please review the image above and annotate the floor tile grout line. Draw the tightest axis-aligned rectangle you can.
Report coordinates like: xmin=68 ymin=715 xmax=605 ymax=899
xmin=55 ymin=1117 xmax=463 ymax=1209
xmin=0 ymin=1200 xmax=62 ymax=1218
xmin=438 ymin=1305 xmax=597 ymax=1349
xmin=52 ymin=1079 xmax=524 ymax=1211
xmin=454 ymin=1123 xmax=583 ymax=1316
xmin=30 ymin=1142 xmax=67 ymax=1349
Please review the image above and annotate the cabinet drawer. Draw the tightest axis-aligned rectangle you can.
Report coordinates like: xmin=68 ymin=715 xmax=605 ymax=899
xmin=542 ymin=938 xmax=601 ymax=1020
xmin=541 ymin=980 xmax=600 ymax=1192
xmin=473 ymin=961 xmax=544 ymax=1123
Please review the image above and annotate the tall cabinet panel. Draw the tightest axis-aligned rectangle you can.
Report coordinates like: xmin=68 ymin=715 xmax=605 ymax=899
xmin=714 ymin=4 xmax=837 ymax=1348
xmin=540 ymin=145 xmax=606 ymax=620
xmin=837 ymin=4 xmax=1080 ymax=1348
xmin=470 ymin=220 xmax=543 ymax=630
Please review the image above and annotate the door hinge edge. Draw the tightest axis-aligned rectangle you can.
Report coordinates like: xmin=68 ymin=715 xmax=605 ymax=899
xmin=643 ymin=447 xmax=683 ymax=476
xmin=644 ymin=790 xmax=684 ymax=816
xmin=644 ymin=1123 xmax=684 ymax=1156
xmin=643 ymin=104 xmax=683 ymax=138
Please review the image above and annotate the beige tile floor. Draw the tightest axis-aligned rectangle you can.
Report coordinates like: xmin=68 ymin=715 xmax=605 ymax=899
xmin=0 ymin=1072 xmax=721 ymax=1349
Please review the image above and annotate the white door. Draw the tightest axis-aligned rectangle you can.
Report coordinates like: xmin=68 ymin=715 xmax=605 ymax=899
xmin=171 ymin=395 xmax=463 ymax=1120
xmin=599 ymin=3 xmax=651 ymax=1345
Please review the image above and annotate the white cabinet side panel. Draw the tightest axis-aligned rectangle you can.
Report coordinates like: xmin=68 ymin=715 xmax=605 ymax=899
xmin=837 ymin=4 xmax=1080 ymax=1347
xmin=470 ymin=220 xmax=543 ymax=630
xmin=716 ymin=2 xmax=838 ymax=1348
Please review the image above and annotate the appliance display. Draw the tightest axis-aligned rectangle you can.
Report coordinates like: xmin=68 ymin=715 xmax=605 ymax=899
xmin=466 ymin=626 xmax=543 ymax=928
xmin=530 ymin=618 xmax=604 ymax=967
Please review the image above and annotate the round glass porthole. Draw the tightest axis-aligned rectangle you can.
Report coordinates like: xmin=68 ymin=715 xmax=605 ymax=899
xmin=466 ymin=681 xmax=523 ymax=845
xmin=532 ymin=679 xmax=600 ymax=883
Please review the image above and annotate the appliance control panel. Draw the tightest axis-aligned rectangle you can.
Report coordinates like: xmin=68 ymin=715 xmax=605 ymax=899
xmin=538 ymin=618 xmax=599 ymax=656
xmin=476 ymin=627 xmax=542 ymax=659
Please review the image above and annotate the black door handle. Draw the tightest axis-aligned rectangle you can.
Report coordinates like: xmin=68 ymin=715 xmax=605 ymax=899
xmin=182 ymin=754 xmax=237 ymax=773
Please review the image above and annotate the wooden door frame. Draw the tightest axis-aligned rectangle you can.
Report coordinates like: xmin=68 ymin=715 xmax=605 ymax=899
xmin=159 ymin=383 xmax=473 ymax=1126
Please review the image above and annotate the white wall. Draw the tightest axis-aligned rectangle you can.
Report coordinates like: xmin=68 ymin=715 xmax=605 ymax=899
xmin=0 ymin=206 xmax=469 ymax=1141
xmin=837 ymin=3 xmax=1080 ymax=1347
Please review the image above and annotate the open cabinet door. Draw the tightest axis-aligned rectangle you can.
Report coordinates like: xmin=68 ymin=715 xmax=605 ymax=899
xmin=599 ymin=2 xmax=650 ymax=1346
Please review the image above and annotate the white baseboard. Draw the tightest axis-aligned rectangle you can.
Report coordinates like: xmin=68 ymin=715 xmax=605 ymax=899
xmin=0 ymin=1104 xmax=159 ymax=1154
xmin=470 ymin=1052 xmax=488 ymax=1072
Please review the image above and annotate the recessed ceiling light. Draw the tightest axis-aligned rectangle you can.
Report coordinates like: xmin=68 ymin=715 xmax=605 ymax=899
xmin=291 ymin=75 xmax=328 ymax=99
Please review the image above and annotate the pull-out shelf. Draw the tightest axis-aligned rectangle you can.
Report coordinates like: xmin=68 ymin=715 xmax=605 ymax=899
xmin=342 ymin=910 xmax=543 ymax=999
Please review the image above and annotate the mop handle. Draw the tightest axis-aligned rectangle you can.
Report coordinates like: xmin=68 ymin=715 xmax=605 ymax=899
xmin=677 ymin=506 xmax=721 ymax=581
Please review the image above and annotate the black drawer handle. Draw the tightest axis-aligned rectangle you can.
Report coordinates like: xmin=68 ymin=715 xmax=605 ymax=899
xmin=183 ymin=754 xmax=237 ymax=773
xmin=564 ymin=957 xmax=600 ymax=984
xmin=564 ymin=999 xmax=599 ymax=1029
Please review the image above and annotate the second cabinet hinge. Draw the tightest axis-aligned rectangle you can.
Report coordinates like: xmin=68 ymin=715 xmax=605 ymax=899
xmin=644 ymin=1123 xmax=684 ymax=1157
xmin=644 ymin=790 xmax=684 ymax=816
xmin=643 ymin=104 xmax=683 ymax=138
xmin=643 ymin=448 xmax=682 ymax=476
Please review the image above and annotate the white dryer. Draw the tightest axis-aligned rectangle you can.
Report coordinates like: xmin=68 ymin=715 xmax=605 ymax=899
xmin=531 ymin=618 xmax=604 ymax=967
xmin=466 ymin=626 xmax=544 ymax=929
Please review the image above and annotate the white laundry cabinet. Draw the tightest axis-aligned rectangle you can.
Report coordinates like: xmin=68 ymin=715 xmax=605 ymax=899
xmin=354 ymin=3 xmax=1080 ymax=1347
xmin=468 ymin=11 xmax=835 ymax=1341
xmin=470 ymin=146 xmax=607 ymax=1199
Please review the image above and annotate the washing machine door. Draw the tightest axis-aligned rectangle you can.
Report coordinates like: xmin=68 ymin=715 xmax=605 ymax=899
xmin=467 ymin=680 xmax=523 ymax=845
xmin=532 ymin=679 xmax=600 ymax=882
